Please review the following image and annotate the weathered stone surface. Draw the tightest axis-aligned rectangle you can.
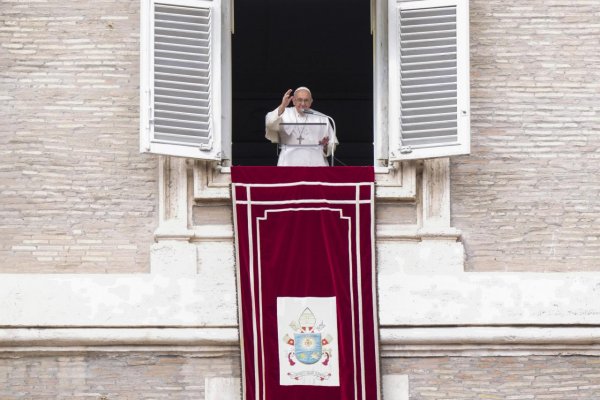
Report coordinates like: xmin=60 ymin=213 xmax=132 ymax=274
xmin=0 ymin=0 xmax=156 ymax=273
xmin=452 ymin=0 xmax=600 ymax=271
xmin=0 ymin=353 xmax=240 ymax=400
xmin=383 ymin=356 xmax=600 ymax=399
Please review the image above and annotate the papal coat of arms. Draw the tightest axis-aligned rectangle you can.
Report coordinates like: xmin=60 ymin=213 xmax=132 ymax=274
xmin=282 ymin=307 xmax=335 ymax=381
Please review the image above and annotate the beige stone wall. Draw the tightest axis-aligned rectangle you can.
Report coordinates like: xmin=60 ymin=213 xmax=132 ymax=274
xmin=0 ymin=353 xmax=240 ymax=399
xmin=3 ymin=353 xmax=600 ymax=399
xmin=383 ymin=355 xmax=600 ymax=399
xmin=452 ymin=0 xmax=600 ymax=271
xmin=3 ymin=0 xmax=599 ymax=275
xmin=0 ymin=1 xmax=156 ymax=273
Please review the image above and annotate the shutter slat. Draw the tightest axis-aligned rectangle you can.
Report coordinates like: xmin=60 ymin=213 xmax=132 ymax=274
xmin=155 ymin=12 xmax=209 ymax=25
xmin=156 ymin=80 xmax=209 ymax=92
xmin=155 ymin=5 xmax=209 ymax=16
xmin=155 ymin=86 xmax=210 ymax=96
xmin=403 ymin=127 xmax=457 ymax=139
xmin=404 ymin=83 xmax=457 ymax=94
xmin=156 ymin=42 xmax=208 ymax=53
xmin=401 ymin=52 xmax=456 ymax=62
xmin=402 ymin=106 xmax=457 ymax=116
xmin=400 ymin=38 xmax=456 ymax=49
xmin=155 ymin=102 xmax=209 ymax=114
xmin=402 ymin=112 xmax=457 ymax=124
xmin=402 ymin=120 xmax=457 ymax=132
xmin=155 ymin=35 xmax=209 ymax=47
xmin=155 ymin=95 xmax=209 ymax=108
xmin=155 ymin=126 xmax=210 ymax=135
xmin=155 ymin=118 xmax=209 ymax=130
xmin=402 ymin=97 xmax=457 ymax=106
xmin=155 ymin=65 xmax=208 ymax=75
xmin=155 ymin=110 xmax=209 ymax=121
xmin=401 ymin=8 xmax=456 ymax=19
xmin=155 ymin=57 xmax=209 ymax=70
xmin=401 ymin=18 xmax=456 ymax=27
xmin=401 ymin=30 xmax=457 ymax=41
xmin=402 ymin=135 xmax=457 ymax=145
xmin=155 ymin=71 xmax=208 ymax=82
xmin=402 ymin=89 xmax=456 ymax=101
xmin=153 ymin=133 xmax=210 ymax=145
xmin=156 ymin=49 xmax=210 ymax=62
xmin=402 ymin=67 xmax=456 ymax=77
xmin=402 ymin=45 xmax=456 ymax=56
xmin=155 ymin=26 xmax=209 ymax=36
xmin=402 ymin=22 xmax=456 ymax=31
xmin=401 ymin=75 xmax=456 ymax=86
xmin=402 ymin=61 xmax=456 ymax=71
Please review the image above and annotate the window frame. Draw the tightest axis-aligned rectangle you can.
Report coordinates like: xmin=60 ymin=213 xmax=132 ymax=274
xmin=140 ymin=0 xmax=469 ymax=165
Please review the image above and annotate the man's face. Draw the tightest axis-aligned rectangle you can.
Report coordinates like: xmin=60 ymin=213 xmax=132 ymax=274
xmin=292 ymin=90 xmax=313 ymax=113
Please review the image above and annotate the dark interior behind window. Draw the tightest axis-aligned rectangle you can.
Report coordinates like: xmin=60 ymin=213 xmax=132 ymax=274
xmin=232 ymin=0 xmax=373 ymax=166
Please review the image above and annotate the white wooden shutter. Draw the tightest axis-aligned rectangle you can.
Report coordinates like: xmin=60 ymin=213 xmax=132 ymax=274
xmin=140 ymin=0 xmax=222 ymax=160
xmin=388 ymin=0 xmax=469 ymax=160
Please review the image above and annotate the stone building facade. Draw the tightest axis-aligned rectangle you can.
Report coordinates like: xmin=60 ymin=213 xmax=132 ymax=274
xmin=1 ymin=0 xmax=600 ymax=399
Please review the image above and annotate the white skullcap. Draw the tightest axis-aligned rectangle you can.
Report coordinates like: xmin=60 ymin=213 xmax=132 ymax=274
xmin=294 ymin=86 xmax=312 ymax=97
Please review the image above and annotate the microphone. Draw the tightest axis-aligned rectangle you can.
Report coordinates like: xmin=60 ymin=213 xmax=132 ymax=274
xmin=301 ymin=108 xmax=324 ymax=116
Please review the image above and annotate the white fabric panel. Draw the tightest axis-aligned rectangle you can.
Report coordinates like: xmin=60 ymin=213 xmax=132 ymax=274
xmin=277 ymin=296 xmax=340 ymax=387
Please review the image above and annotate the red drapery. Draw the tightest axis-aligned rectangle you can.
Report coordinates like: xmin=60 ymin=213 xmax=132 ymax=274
xmin=232 ymin=167 xmax=380 ymax=400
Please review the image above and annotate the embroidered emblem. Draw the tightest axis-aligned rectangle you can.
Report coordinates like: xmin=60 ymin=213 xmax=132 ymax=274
xmin=277 ymin=297 xmax=339 ymax=386
xmin=282 ymin=307 xmax=334 ymax=381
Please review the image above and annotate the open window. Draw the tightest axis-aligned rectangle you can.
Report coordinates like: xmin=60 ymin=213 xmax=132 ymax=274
xmin=231 ymin=0 xmax=373 ymax=166
xmin=140 ymin=0 xmax=470 ymax=165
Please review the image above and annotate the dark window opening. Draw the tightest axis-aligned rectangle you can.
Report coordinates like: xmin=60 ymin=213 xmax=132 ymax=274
xmin=232 ymin=0 xmax=374 ymax=166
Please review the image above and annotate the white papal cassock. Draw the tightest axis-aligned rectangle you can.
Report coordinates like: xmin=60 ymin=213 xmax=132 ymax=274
xmin=265 ymin=107 xmax=337 ymax=166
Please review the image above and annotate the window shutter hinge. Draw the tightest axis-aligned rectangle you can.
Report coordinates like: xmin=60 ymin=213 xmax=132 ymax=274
xmin=198 ymin=138 xmax=214 ymax=151
xmin=400 ymin=146 xmax=413 ymax=154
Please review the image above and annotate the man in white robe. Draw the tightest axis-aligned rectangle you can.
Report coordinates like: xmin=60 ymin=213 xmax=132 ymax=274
xmin=265 ymin=87 xmax=337 ymax=166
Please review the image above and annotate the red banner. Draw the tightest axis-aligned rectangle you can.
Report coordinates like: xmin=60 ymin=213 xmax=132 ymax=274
xmin=232 ymin=166 xmax=380 ymax=400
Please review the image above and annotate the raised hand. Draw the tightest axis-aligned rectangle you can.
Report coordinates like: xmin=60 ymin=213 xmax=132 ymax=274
xmin=278 ymin=89 xmax=293 ymax=115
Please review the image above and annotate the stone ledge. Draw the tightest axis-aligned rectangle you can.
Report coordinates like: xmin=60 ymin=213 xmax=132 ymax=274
xmin=154 ymin=225 xmax=463 ymax=242
xmin=3 ymin=327 xmax=600 ymax=357
xmin=381 ymin=326 xmax=600 ymax=357
xmin=0 ymin=328 xmax=239 ymax=353
xmin=376 ymin=226 xmax=462 ymax=241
